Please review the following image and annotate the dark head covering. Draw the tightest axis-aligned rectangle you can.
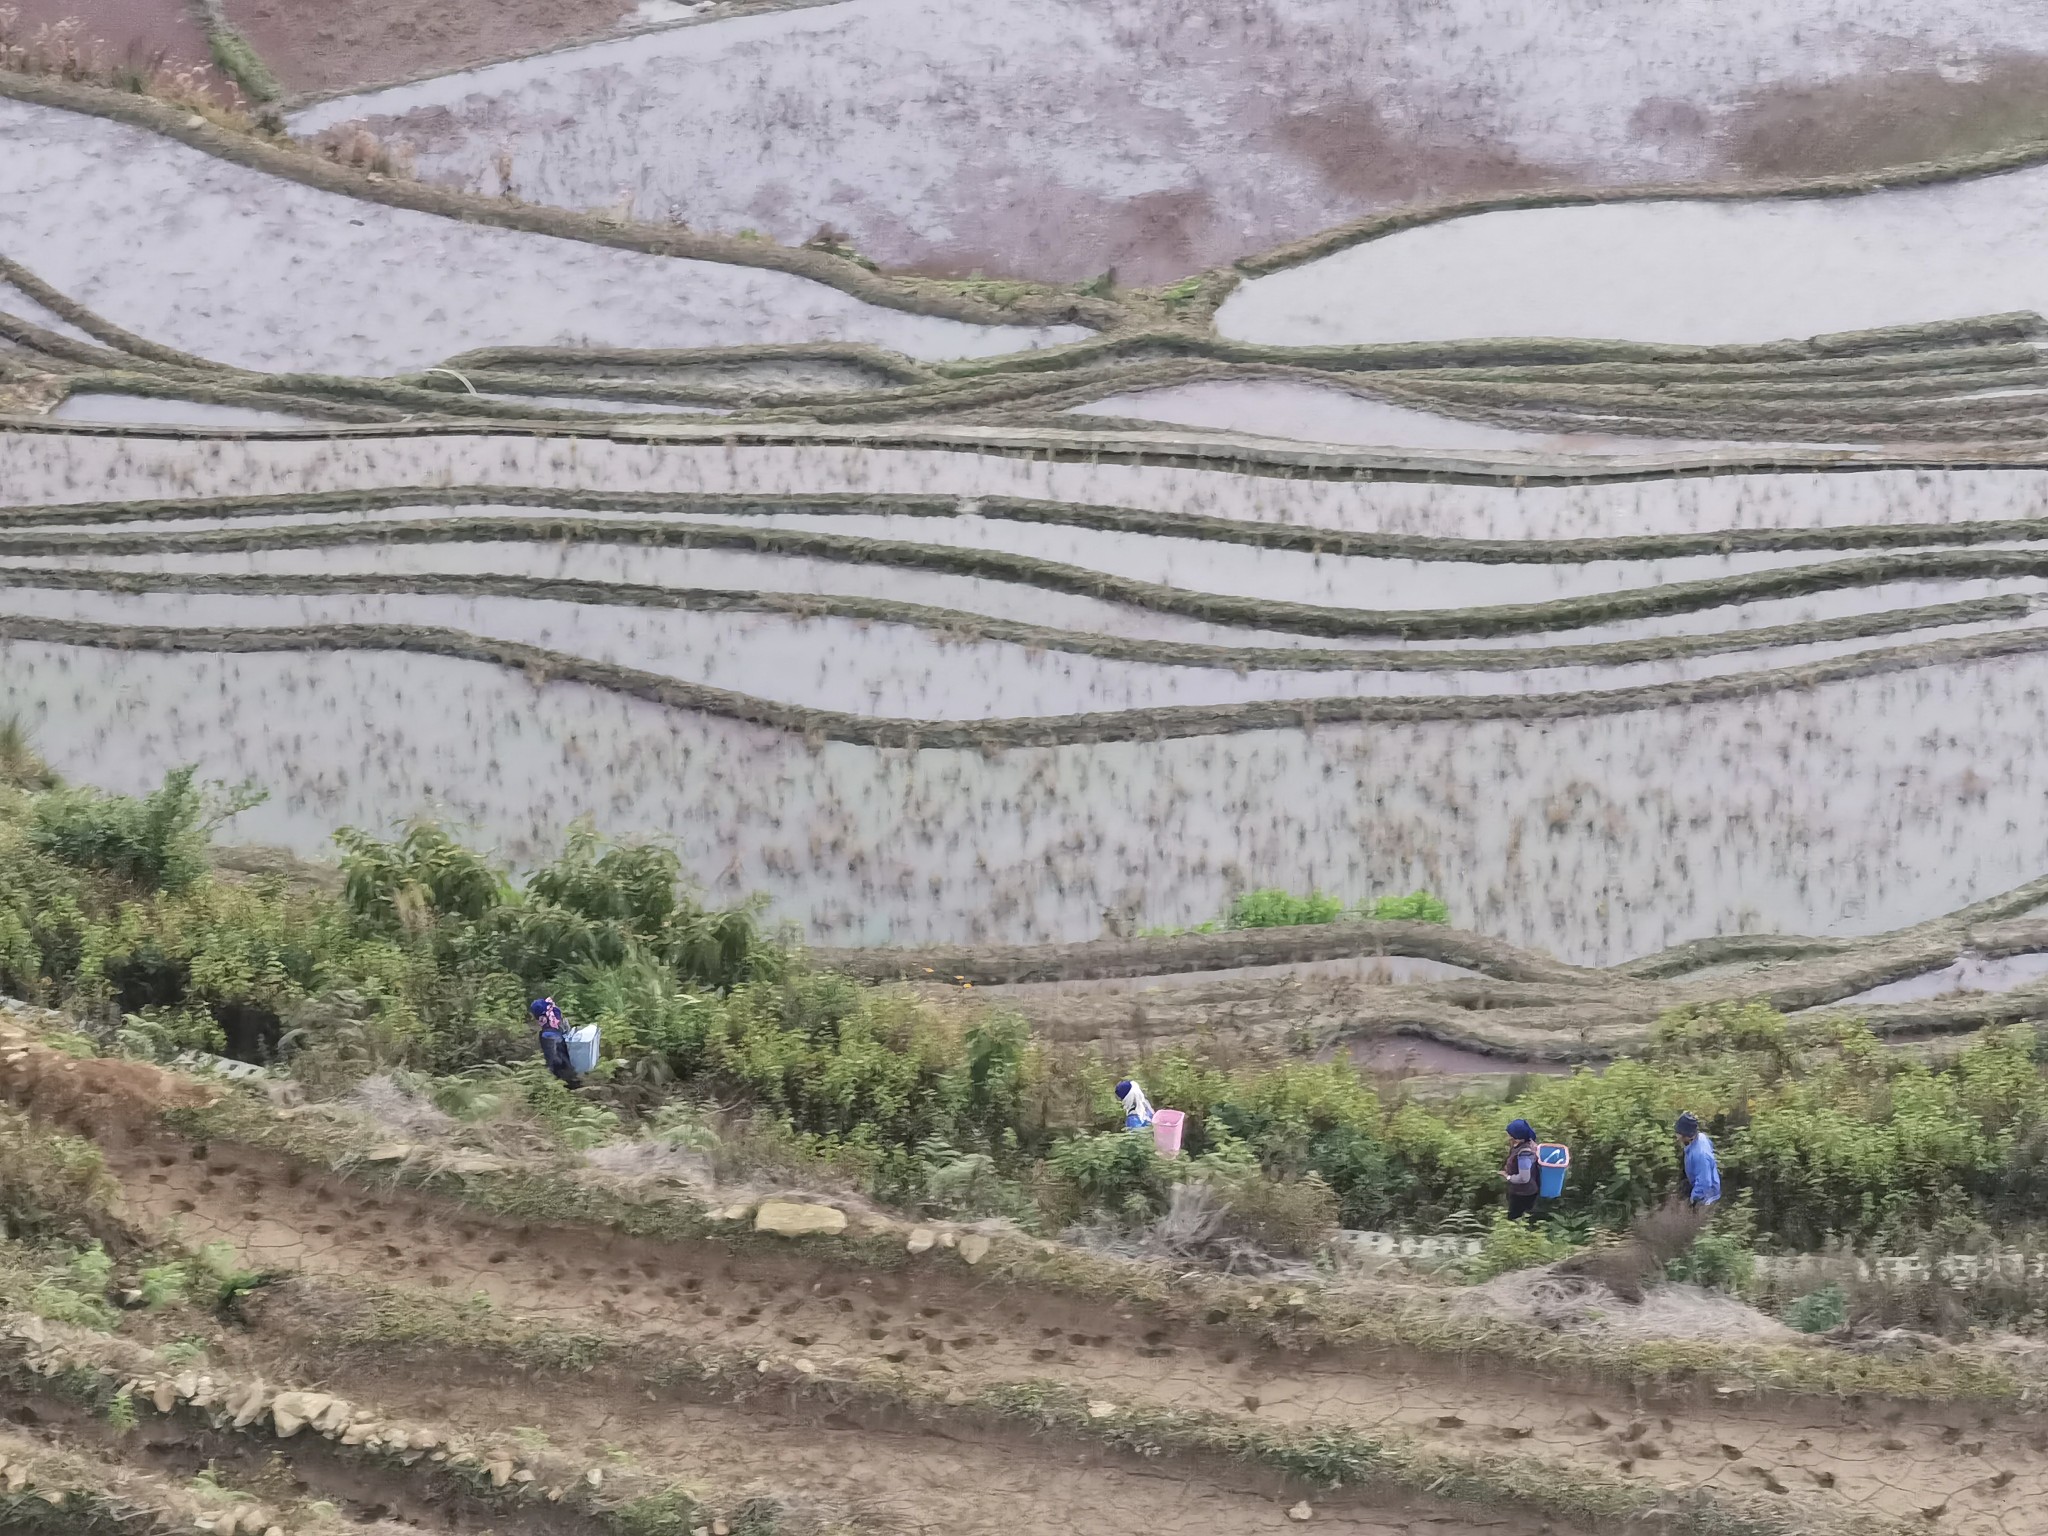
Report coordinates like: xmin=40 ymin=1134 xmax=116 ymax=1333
xmin=1114 ymin=1079 xmax=1134 ymax=1101
xmin=530 ymin=998 xmax=551 ymax=1017
xmin=1506 ymin=1118 xmax=1534 ymax=1141
xmin=1675 ymin=1111 xmax=1700 ymax=1137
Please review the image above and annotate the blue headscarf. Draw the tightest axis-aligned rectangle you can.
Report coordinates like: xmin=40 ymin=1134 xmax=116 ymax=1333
xmin=1506 ymin=1118 xmax=1534 ymax=1141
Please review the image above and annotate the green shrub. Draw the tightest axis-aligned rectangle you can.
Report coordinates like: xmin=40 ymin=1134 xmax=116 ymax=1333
xmin=1362 ymin=891 xmax=1451 ymax=924
xmin=1226 ymin=888 xmax=1344 ymax=928
xmin=1783 ymin=1284 xmax=1848 ymax=1334
xmin=1044 ymin=1131 xmax=1178 ymax=1226
xmin=1464 ymin=1212 xmax=1577 ymax=1280
xmin=1662 ymin=1227 xmax=1756 ymax=1292
xmin=28 ymin=767 xmax=210 ymax=893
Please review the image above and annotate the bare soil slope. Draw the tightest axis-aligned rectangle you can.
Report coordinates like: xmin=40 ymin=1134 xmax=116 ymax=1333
xmin=2 ymin=1031 xmax=2039 ymax=1536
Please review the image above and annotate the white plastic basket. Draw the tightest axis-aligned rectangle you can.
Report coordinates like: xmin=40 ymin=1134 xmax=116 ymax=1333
xmin=565 ymin=1024 xmax=602 ymax=1075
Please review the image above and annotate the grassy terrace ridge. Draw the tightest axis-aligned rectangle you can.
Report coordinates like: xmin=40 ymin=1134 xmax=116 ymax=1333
xmin=253 ymin=1284 xmax=1900 ymax=1536
xmin=17 ymin=402 xmax=2048 ymax=486
xmin=33 ymin=481 xmax=2048 ymax=562
xmin=101 ymin=1083 xmax=2033 ymax=1412
xmin=4 ymin=568 xmax=2021 ymax=678
xmin=0 ymin=1268 xmax=1904 ymax=1536
xmin=20 ymin=611 xmax=2048 ymax=751
xmin=6 ymin=188 xmax=2048 ymax=443
xmin=34 ymin=514 xmax=2048 ymax=639
xmin=0 ymin=74 xmax=1121 ymax=333
xmin=818 ymin=871 xmax=2048 ymax=988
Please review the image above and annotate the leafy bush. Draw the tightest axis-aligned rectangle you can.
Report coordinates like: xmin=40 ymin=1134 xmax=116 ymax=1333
xmin=1783 ymin=1284 xmax=1848 ymax=1334
xmin=28 ymin=767 xmax=211 ymax=893
xmin=1662 ymin=1226 xmax=1756 ymax=1292
xmin=1464 ymin=1212 xmax=1578 ymax=1280
xmin=1226 ymin=888 xmax=1345 ymax=928
xmin=0 ymin=717 xmax=55 ymax=790
xmin=1044 ymin=1131 xmax=1178 ymax=1226
xmin=1362 ymin=891 xmax=1451 ymax=924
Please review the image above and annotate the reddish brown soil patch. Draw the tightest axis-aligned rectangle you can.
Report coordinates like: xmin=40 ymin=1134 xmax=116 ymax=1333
xmin=5 ymin=0 xmax=213 ymax=77
xmin=219 ymin=0 xmax=639 ymax=97
xmin=1276 ymin=94 xmax=1559 ymax=208
xmin=1726 ymin=52 xmax=2048 ymax=178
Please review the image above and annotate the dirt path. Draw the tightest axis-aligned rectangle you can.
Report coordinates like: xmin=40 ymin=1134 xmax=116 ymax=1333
xmin=0 ymin=1036 xmax=2037 ymax=1533
xmin=94 ymin=1128 xmax=2045 ymax=1533
xmin=226 ymin=1334 xmax=1492 ymax=1536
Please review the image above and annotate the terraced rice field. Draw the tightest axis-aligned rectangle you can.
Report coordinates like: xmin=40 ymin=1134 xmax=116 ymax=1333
xmin=11 ymin=16 xmax=2048 ymax=1536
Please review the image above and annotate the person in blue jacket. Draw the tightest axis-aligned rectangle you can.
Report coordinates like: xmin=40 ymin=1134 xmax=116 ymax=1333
xmin=531 ymin=997 xmax=581 ymax=1089
xmin=1675 ymin=1112 xmax=1721 ymax=1208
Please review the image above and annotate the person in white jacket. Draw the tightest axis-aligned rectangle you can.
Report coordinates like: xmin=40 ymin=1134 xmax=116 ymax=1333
xmin=1114 ymin=1079 xmax=1155 ymax=1130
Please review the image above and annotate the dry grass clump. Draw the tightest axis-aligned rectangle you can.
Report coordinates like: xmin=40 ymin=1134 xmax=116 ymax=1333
xmin=308 ymin=124 xmax=417 ymax=178
xmin=0 ymin=7 xmax=232 ymax=113
xmin=1553 ymin=1199 xmax=1711 ymax=1302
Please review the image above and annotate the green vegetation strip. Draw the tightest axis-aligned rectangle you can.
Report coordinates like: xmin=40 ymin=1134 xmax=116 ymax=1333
xmin=29 ymin=481 xmax=2048 ymax=567
xmin=12 ymin=611 xmax=2048 ymax=747
xmin=439 ymin=340 xmax=943 ymax=384
xmin=158 ymin=1090 xmax=2022 ymax=1416
xmin=21 ymin=513 xmax=2048 ymax=638
xmin=15 ymin=409 xmax=2048 ymax=488
xmin=9 ymin=566 xmax=2018 ymax=677
xmin=192 ymin=0 xmax=280 ymax=104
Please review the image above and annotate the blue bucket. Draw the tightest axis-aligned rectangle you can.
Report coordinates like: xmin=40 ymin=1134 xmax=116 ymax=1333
xmin=1537 ymin=1143 xmax=1570 ymax=1199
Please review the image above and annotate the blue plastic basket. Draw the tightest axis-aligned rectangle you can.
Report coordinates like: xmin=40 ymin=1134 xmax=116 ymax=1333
xmin=1537 ymin=1143 xmax=1570 ymax=1199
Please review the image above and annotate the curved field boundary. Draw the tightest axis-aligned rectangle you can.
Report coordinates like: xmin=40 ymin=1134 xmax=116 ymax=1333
xmin=12 ymin=609 xmax=2048 ymax=749
xmin=19 ymin=415 xmax=2048 ymax=487
xmin=1230 ymin=141 xmax=2048 ymax=283
xmin=0 ymin=255 xmax=228 ymax=373
xmin=20 ymin=514 xmax=2048 ymax=638
xmin=3 ymin=567 xmax=2020 ymax=675
xmin=822 ymin=872 xmax=2048 ymax=987
xmin=446 ymin=313 xmax=2043 ymax=393
xmin=0 ymin=75 xmax=1120 ymax=334
xmin=819 ymin=877 xmax=2048 ymax=1063
xmin=33 ymin=482 xmax=2048 ymax=564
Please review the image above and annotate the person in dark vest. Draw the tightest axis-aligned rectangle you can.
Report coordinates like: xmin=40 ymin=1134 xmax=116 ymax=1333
xmin=530 ymin=997 xmax=581 ymax=1089
xmin=1501 ymin=1118 xmax=1542 ymax=1222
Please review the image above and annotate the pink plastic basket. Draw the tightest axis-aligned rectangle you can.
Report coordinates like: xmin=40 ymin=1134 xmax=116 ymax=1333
xmin=1152 ymin=1109 xmax=1186 ymax=1158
